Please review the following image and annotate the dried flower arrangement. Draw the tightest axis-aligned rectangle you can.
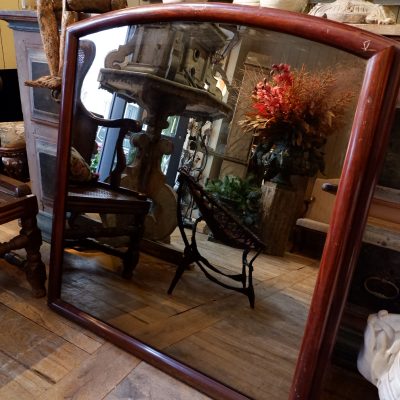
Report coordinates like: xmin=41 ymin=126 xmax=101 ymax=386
xmin=240 ymin=63 xmax=353 ymax=147
xmin=239 ymin=63 xmax=354 ymax=185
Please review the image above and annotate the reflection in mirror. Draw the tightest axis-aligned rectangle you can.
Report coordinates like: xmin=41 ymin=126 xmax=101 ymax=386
xmin=320 ymin=214 xmax=400 ymax=399
xmin=321 ymin=150 xmax=400 ymax=398
xmin=59 ymin=21 xmax=367 ymax=399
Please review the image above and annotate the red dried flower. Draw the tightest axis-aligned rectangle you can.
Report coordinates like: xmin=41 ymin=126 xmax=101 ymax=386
xmin=239 ymin=63 xmax=353 ymax=150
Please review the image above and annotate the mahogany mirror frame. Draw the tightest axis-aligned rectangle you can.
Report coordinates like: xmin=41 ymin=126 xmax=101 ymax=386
xmin=47 ymin=3 xmax=400 ymax=399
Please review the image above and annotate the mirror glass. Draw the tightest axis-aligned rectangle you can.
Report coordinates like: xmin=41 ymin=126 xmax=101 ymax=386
xmin=320 ymin=121 xmax=400 ymax=398
xmin=59 ymin=21 xmax=366 ymax=399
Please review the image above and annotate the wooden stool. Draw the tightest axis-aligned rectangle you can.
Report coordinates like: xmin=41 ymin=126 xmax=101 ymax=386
xmin=0 ymin=175 xmax=46 ymax=297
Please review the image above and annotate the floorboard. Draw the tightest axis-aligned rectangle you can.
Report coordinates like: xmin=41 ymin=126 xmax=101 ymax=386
xmin=59 ymin=231 xmax=319 ymax=400
xmin=0 ymin=220 xmax=380 ymax=399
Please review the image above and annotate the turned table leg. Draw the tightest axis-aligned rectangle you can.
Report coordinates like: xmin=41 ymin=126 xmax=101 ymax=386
xmin=0 ymin=216 xmax=47 ymax=298
xmin=20 ymin=216 xmax=47 ymax=298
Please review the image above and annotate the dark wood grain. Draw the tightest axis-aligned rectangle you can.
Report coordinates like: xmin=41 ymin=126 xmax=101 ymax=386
xmin=49 ymin=299 xmax=250 ymax=400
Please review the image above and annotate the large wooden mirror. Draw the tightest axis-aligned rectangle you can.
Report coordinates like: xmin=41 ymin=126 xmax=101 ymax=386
xmin=48 ymin=4 xmax=400 ymax=400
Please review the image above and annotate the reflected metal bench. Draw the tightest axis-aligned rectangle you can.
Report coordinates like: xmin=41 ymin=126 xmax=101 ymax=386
xmin=168 ymin=169 xmax=265 ymax=308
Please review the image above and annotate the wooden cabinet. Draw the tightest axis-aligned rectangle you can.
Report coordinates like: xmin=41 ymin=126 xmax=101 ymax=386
xmin=0 ymin=11 xmax=59 ymax=239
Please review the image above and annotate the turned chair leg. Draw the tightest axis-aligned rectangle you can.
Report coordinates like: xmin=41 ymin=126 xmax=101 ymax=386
xmin=122 ymin=222 xmax=144 ymax=280
xmin=20 ymin=216 xmax=47 ymax=298
xmin=122 ymin=245 xmax=140 ymax=279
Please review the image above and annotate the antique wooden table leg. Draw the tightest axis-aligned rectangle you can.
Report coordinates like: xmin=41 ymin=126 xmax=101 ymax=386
xmin=21 ymin=215 xmax=47 ymax=298
xmin=122 ymin=218 xmax=146 ymax=279
xmin=0 ymin=215 xmax=47 ymax=298
xmin=0 ymin=176 xmax=47 ymax=297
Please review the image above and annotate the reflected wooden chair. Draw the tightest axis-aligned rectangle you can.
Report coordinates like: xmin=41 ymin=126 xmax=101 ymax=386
xmin=168 ymin=169 xmax=265 ymax=308
xmin=0 ymin=175 xmax=46 ymax=297
xmin=64 ymin=39 xmax=151 ymax=279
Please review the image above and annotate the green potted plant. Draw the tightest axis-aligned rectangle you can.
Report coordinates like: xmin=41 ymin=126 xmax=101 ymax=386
xmin=205 ymin=175 xmax=262 ymax=230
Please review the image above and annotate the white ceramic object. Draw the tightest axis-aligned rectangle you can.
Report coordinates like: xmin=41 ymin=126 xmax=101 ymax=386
xmin=162 ymin=0 xmax=204 ymax=3
xmin=233 ymin=0 xmax=260 ymax=6
xmin=358 ymin=310 xmax=400 ymax=399
xmin=309 ymin=0 xmax=395 ymax=25
xmin=378 ymin=352 xmax=400 ymax=400
xmin=259 ymin=0 xmax=307 ymax=12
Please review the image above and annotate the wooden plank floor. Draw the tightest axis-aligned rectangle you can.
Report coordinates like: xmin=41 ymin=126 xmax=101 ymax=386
xmin=0 ymin=221 xmax=210 ymax=400
xmin=60 ymin=228 xmax=318 ymax=400
xmin=0 ymin=221 xmax=379 ymax=399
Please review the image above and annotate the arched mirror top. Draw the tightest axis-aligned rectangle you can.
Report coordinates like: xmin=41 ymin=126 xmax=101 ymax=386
xmin=65 ymin=3 xmax=399 ymax=59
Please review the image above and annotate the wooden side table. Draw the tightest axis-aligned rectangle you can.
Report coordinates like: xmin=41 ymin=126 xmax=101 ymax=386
xmin=0 ymin=174 xmax=46 ymax=297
